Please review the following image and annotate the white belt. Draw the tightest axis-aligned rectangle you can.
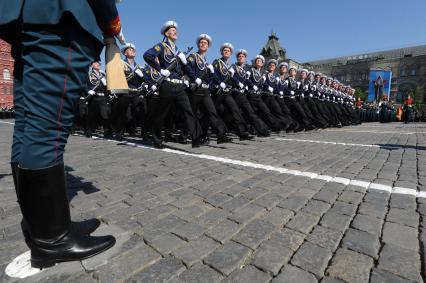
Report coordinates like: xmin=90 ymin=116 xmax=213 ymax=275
xmin=201 ymin=83 xmax=209 ymax=89
xmin=96 ymin=93 xmax=105 ymax=97
xmin=166 ymin=78 xmax=184 ymax=84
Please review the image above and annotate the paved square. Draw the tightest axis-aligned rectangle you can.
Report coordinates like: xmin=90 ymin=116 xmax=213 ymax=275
xmin=1 ymin=120 xmax=425 ymax=282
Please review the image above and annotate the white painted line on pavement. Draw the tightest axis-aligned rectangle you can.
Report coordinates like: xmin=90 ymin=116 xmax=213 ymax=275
xmin=0 ymin=120 xmax=15 ymax=125
xmin=98 ymin=136 xmax=423 ymax=199
xmin=275 ymin=137 xmax=380 ymax=148
xmin=0 ymin=120 xmax=421 ymax=199
xmin=323 ymin=129 xmax=416 ymax=134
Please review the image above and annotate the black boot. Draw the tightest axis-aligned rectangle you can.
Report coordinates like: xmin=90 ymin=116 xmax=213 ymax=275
xmin=217 ymin=135 xmax=232 ymax=144
xmin=19 ymin=163 xmax=115 ymax=269
xmin=239 ymin=132 xmax=254 ymax=141
xmin=11 ymin=163 xmax=101 ymax=239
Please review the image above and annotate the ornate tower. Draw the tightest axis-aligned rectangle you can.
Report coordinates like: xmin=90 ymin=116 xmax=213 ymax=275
xmin=0 ymin=38 xmax=14 ymax=108
xmin=260 ymin=32 xmax=287 ymax=62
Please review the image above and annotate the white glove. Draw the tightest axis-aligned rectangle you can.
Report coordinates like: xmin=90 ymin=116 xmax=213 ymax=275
xmin=135 ymin=69 xmax=143 ymax=78
xmin=268 ymin=86 xmax=274 ymax=93
xmin=220 ymin=82 xmax=226 ymax=89
xmin=238 ymin=82 xmax=244 ymax=89
xmin=262 ymin=75 xmax=266 ymax=81
xmin=207 ymin=64 xmax=214 ymax=73
xmin=195 ymin=78 xmax=202 ymax=86
xmin=246 ymin=71 xmax=251 ymax=77
xmin=290 ymin=90 xmax=295 ymax=95
xmin=88 ymin=90 xmax=96 ymax=96
xmin=115 ymin=30 xmax=126 ymax=45
xmin=253 ymin=85 xmax=258 ymax=91
xmin=160 ymin=69 xmax=170 ymax=77
xmin=279 ymin=91 xmax=283 ymax=95
xmin=184 ymin=80 xmax=190 ymax=87
xmin=303 ymin=85 xmax=309 ymax=91
xmin=177 ymin=52 xmax=187 ymax=65
xmin=229 ymin=68 xmax=235 ymax=77
xmin=151 ymin=85 xmax=157 ymax=91
xmin=101 ymin=77 xmax=107 ymax=86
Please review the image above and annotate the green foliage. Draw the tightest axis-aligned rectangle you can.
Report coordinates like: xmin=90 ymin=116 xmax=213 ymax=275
xmin=354 ymin=88 xmax=367 ymax=101
xmin=413 ymin=86 xmax=424 ymax=109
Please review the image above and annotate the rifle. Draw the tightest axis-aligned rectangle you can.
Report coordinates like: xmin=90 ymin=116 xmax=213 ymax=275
xmin=80 ymin=79 xmax=104 ymax=102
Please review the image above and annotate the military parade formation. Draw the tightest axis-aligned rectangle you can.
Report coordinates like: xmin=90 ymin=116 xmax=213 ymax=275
xmin=1 ymin=0 xmax=425 ymax=274
xmin=73 ymin=20 xmax=366 ymax=149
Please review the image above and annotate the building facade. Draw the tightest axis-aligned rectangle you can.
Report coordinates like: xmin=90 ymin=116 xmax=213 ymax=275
xmin=0 ymin=38 xmax=14 ymax=108
xmin=304 ymin=46 xmax=426 ymax=103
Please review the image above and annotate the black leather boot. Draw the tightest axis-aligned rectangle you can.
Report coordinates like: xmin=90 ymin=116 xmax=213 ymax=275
xmin=19 ymin=163 xmax=115 ymax=269
xmin=11 ymin=162 xmax=101 ymax=239
xmin=217 ymin=135 xmax=232 ymax=144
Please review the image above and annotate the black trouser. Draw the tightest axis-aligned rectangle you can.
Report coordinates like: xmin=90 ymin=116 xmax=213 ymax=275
xmin=190 ymin=89 xmax=226 ymax=138
xmin=74 ymin=98 xmax=89 ymax=132
xmin=233 ymin=92 xmax=269 ymax=136
xmin=151 ymin=81 xmax=200 ymax=142
xmin=214 ymin=93 xmax=248 ymax=136
xmin=87 ymin=95 xmax=111 ymax=134
xmin=276 ymin=96 xmax=299 ymax=130
xmin=110 ymin=94 xmax=132 ymax=135
xmin=316 ymin=99 xmax=332 ymax=125
xmin=285 ymin=96 xmax=312 ymax=129
xmin=305 ymin=97 xmax=328 ymax=128
xmin=128 ymin=94 xmax=147 ymax=134
xmin=262 ymin=94 xmax=290 ymax=130
xmin=324 ymin=101 xmax=339 ymax=126
xmin=297 ymin=96 xmax=319 ymax=126
xmin=248 ymin=94 xmax=281 ymax=131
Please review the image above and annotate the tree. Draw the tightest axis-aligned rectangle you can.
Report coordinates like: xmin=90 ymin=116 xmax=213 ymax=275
xmin=412 ymin=86 xmax=424 ymax=109
xmin=354 ymin=88 xmax=367 ymax=102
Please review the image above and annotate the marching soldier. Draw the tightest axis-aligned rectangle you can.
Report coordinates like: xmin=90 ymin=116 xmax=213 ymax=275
xmin=303 ymin=71 xmax=328 ymax=128
xmin=186 ymin=34 xmax=231 ymax=144
xmin=85 ymin=61 xmax=112 ymax=138
xmin=283 ymin=66 xmax=315 ymax=131
xmin=121 ymin=43 xmax=147 ymax=137
xmin=275 ymin=62 xmax=300 ymax=132
xmin=143 ymin=20 xmax=201 ymax=148
xmin=140 ymin=66 xmax=162 ymax=141
xmin=312 ymin=73 xmax=332 ymax=126
xmin=296 ymin=69 xmax=322 ymax=129
xmin=261 ymin=59 xmax=292 ymax=131
xmin=231 ymin=49 xmax=270 ymax=136
xmin=324 ymin=77 xmax=342 ymax=127
xmin=212 ymin=43 xmax=253 ymax=140
xmin=246 ymin=55 xmax=282 ymax=131
xmin=1 ymin=0 xmax=121 ymax=269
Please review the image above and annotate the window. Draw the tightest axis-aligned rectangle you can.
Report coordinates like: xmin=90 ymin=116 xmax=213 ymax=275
xmin=3 ymin=69 xmax=10 ymax=80
xmin=411 ymin=69 xmax=416 ymax=76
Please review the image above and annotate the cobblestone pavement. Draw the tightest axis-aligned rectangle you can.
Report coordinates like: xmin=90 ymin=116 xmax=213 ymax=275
xmin=1 ymin=120 xmax=426 ymax=283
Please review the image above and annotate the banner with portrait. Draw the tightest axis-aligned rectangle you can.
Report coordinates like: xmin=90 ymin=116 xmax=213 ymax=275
xmin=368 ymin=69 xmax=392 ymax=102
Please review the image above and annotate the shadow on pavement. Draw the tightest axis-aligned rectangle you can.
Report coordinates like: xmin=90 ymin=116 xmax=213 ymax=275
xmin=65 ymin=166 xmax=100 ymax=202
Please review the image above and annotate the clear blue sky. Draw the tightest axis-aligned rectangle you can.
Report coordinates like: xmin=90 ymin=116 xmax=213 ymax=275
xmin=117 ymin=0 xmax=426 ymax=63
